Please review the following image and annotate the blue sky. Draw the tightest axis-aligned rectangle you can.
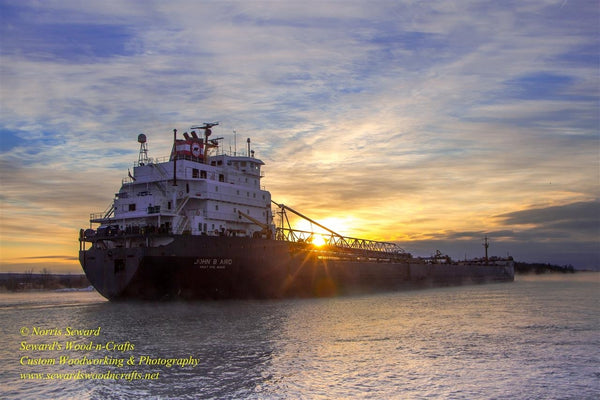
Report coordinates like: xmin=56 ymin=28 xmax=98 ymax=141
xmin=0 ymin=0 xmax=598 ymax=272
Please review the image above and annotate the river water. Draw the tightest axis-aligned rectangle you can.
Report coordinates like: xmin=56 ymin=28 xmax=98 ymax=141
xmin=1 ymin=274 xmax=598 ymax=399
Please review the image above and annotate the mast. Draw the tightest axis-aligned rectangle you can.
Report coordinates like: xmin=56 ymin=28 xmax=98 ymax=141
xmin=172 ymin=129 xmax=177 ymax=186
xmin=483 ymin=236 xmax=489 ymax=264
xmin=233 ymin=130 xmax=237 ymax=156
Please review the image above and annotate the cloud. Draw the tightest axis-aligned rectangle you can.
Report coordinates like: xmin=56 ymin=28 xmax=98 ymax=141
xmin=0 ymin=0 xmax=598 ymax=271
xmin=497 ymin=201 xmax=599 ymax=224
xmin=395 ymin=201 xmax=600 ymax=267
xmin=494 ymin=201 xmax=600 ymax=239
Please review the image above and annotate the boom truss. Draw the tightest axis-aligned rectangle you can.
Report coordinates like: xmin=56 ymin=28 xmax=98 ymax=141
xmin=272 ymin=201 xmax=407 ymax=258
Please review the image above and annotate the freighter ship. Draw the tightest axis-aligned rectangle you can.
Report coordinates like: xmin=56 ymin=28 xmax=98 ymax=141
xmin=79 ymin=123 xmax=514 ymax=300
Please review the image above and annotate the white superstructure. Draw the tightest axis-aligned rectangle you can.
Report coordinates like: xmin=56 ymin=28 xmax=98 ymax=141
xmin=91 ymin=124 xmax=274 ymax=238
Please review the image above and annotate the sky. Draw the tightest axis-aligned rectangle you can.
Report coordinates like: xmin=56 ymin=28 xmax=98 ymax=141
xmin=0 ymin=0 xmax=598 ymax=273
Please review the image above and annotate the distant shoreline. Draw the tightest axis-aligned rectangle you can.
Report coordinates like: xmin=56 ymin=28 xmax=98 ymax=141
xmin=513 ymin=262 xmax=579 ymax=274
xmin=0 ymin=273 xmax=90 ymax=292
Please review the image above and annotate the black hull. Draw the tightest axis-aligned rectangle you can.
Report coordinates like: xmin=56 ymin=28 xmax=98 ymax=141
xmin=80 ymin=235 xmax=514 ymax=301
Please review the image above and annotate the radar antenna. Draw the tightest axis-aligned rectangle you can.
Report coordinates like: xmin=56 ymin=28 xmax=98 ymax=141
xmin=191 ymin=122 xmax=220 ymax=145
xmin=137 ymin=133 xmax=149 ymax=165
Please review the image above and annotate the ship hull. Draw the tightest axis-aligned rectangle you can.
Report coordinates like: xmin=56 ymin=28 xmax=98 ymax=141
xmin=79 ymin=235 xmax=514 ymax=301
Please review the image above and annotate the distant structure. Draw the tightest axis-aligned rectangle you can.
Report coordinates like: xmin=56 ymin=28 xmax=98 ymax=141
xmin=483 ymin=236 xmax=490 ymax=264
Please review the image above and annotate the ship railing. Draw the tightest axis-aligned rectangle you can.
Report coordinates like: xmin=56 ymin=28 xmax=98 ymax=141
xmin=90 ymin=202 xmax=115 ymax=222
xmin=134 ymin=156 xmax=170 ymax=167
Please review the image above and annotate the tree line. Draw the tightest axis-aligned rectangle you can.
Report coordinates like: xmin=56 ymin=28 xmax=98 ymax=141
xmin=514 ymin=262 xmax=576 ymax=274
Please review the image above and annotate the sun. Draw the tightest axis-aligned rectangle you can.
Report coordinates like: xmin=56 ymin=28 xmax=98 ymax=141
xmin=290 ymin=216 xmax=354 ymax=247
xmin=311 ymin=235 xmax=326 ymax=247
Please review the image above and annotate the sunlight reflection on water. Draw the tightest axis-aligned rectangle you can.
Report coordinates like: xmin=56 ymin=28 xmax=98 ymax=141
xmin=1 ymin=274 xmax=598 ymax=399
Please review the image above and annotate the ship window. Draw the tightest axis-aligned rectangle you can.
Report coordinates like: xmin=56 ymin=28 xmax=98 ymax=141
xmin=186 ymin=183 xmax=189 ymax=193
xmin=219 ymin=174 xmax=224 ymax=182
xmin=237 ymin=190 xmax=240 ymax=195
xmin=215 ymin=205 xmax=219 ymax=211
xmin=253 ymin=193 xmax=256 ymax=198
xmin=241 ymin=162 xmax=247 ymax=167
xmin=192 ymin=168 xmax=199 ymax=178
xmin=168 ymin=201 xmax=172 ymax=210
xmin=200 ymin=170 xmax=207 ymax=179
xmin=129 ymin=204 xmax=136 ymax=211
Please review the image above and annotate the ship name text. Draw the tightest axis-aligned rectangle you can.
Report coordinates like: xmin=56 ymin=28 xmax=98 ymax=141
xmin=194 ymin=258 xmax=233 ymax=268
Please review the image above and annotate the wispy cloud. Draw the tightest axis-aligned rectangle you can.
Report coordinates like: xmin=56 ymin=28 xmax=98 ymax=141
xmin=1 ymin=0 xmax=598 ymax=270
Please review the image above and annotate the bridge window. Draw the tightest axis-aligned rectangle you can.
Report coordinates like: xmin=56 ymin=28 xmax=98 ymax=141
xmin=128 ymin=204 xmax=136 ymax=211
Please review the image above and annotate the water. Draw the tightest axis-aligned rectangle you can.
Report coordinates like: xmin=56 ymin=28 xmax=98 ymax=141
xmin=1 ymin=274 xmax=598 ymax=399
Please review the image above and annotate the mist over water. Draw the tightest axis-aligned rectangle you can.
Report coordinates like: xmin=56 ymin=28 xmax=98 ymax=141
xmin=1 ymin=274 xmax=598 ymax=399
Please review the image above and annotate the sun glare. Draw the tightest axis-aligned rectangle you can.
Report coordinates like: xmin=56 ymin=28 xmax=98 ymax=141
xmin=312 ymin=235 xmax=326 ymax=247
xmin=292 ymin=216 xmax=351 ymax=236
